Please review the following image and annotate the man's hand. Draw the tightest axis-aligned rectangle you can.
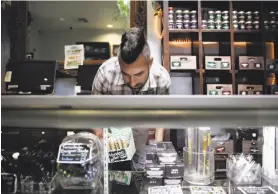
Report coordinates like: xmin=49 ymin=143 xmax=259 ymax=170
xmin=92 ymin=128 xmax=103 ymax=139
xmin=155 ymin=128 xmax=164 ymax=142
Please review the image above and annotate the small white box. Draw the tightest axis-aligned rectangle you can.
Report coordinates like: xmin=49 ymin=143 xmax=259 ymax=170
xmin=207 ymin=84 xmax=233 ymax=95
xmin=238 ymin=84 xmax=263 ymax=95
xmin=205 ymin=56 xmax=231 ymax=70
xmin=108 ymin=127 xmax=136 ymax=163
xmin=170 ymin=56 xmax=197 ymax=70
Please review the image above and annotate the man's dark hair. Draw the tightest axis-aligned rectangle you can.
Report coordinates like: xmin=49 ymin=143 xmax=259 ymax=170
xmin=118 ymin=27 xmax=150 ymax=64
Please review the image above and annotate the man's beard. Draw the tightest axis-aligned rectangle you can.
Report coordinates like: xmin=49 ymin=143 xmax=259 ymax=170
xmin=129 ymin=73 xmax=149 ymax=94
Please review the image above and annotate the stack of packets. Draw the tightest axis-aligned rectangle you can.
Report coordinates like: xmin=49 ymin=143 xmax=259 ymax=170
xmin=145 ymin=142 xmax=183 ymax=188
xmin=108 ymin=127 xmax=136 ymax=163
xmin=148 ymin=185 xmax=183 ymax=194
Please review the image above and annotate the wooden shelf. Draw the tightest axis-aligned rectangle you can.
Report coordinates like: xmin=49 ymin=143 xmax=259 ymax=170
xmin=202 ymin=29 xmax=231 ymax=33
xmin=169 ymin=29 xmax=199 ymax=33
xmin=234 ymin=30 xmax=260 ymax=33
xmin=57 ymin=60 xmax=105 ymax=70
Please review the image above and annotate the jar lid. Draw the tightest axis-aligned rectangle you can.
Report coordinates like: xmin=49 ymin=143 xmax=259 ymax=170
xmin=239 ymin=20 xmax=245 ymax=24
xmin=215 ymin=10 xmax=221 ymax=14
xmin=253 ymin=21 xmax=259 ymax=24
xmin=169 ymin=19 xmax=174 ymax=23
xmin=208 ymin=11 xmax=214 ymax=14
xmin=270 ymin=20 xmax=276 ymax=24
xmin=215 ymin=19 xmax=222 ymax=23
xmin=202 ymin=20 xmax=207 ymax=22
xmin=264 ymin=21 xmax=268 ymax=23
xmin=176 ymin=20 xmax=183 ymax=23
xmin=233 ymin=11 xmax=237 ymax=14
xmin=222 ymin=11 xmax=229 ymax=14
xmin=246 ymin=21 xmax=252 ymax=24
xmin=222 ymin=21 xmax=229 ymax=24
xmin=183 ymin=10 xmax=190 ymax=14
xmin=190 ymin=10 xmax=197 ymax=14
xmin=208 ymin=19 xmax=215 ymax=23
xmin=269 ymin=11 xmax=275 ymax=14
xmin=176 ymin=10 xmax=182 ymax=14
xmin=191 ymin=20 xmax=197 ymax=23
xmin=238 ymin=11 xmax=245 ymax=14
xmin=253 ymin=11 xmax=259 ymax=14
xmin=183 ymin=20 xmax=190 ymax=23
xmin=246 ymin=11 xmax=252 ymax=15
xmin=233 ymin=20 xmax=238 ymax=24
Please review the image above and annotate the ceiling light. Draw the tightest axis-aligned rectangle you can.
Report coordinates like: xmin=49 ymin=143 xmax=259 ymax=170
xmin=60 ymin=18 xmax=65 ymax=22
xmin=107 ymin=24 xmax=113 ymax=28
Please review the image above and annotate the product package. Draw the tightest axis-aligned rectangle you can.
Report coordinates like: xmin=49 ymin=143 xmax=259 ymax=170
xmin=108 ymin=127 xmax=136 ymax=163
xmin=207 ymin=84 xmax=233 ymax=95
xmin=205 ymin=56 xmax=231 ymax=70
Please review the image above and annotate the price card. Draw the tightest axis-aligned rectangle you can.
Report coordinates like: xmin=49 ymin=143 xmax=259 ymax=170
xmin=1 ymin=173 xmax=18 ymax=194
xmin=190 ymin=186 xmax=226 ymax=194
xmin=238 ymin=186 xmax=278 ymax=194
xmin=57 ymin=143 xmax=92 ymax=164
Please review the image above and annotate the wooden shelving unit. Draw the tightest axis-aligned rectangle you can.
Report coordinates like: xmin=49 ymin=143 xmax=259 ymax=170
xmin=162 ymin=0 xmax=278 ymax=95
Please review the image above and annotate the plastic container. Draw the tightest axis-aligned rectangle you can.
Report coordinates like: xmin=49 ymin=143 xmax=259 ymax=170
xmin=269 ymin=11 xmax=276 ymax=20
xmin=270 ymin=20 xmax=276 ymax=30
xmin=246 ymin=11 xmax=252 ymax=20
xmin=183 ymin=147 xmax=215 ymax=185
xmin=191 ymin=10 xmax=197 ymax=20
xmin=238 ymin=11 xmax=245 ymax=20
xmin=246 ymin=21 xmax=252 ymax=30
xmin=183 ymin=10 xmax=190 ymax=20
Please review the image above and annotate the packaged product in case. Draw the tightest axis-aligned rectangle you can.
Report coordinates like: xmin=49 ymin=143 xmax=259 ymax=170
xmin=207 ymin=84 xmax=233 ymax=95
xmin=145 ymin=163 xmax=165 ymax=178
xmin=238 ymin=85 xmax=263 ymax=95
xmin=156 ymin=142 xmax=176 ymax=151
xmin=108 ymin=127 xmax=136 ymax=163
xmin=170 ymin=56 xmax=197 ymax=70
xmin=266 ymin=59 xmax=278 ymax=70
xmin=164 ymin=178 xmax=182 ymax=185
xmin=239 ymin=56 xmax=264 ymax=70
xmin=205 ymin=56 xmax=231 ymax=70
xmin=165 ymin=162 xmax=184 ymax=178
xmin=145 ymin=177 xmax=163 ymax=187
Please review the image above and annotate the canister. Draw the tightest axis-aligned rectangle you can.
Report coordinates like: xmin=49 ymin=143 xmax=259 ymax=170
xmin=222 ymin=11 xmax=229 ymax=20
xmin=176 ymin=20 xmax=183 ymax=29
xmin=233 ymin=21 xmax=238 ymax=29
xmin=176 ymin=14 xmax=183 ymax=20
xmin=215 ymin=10 xmax=222 ymax=20
xmin=239 ymin=20 xmax=245 ymax=30
xmin=246 ymin=21 xmax=252 ymax=30
xmin=208 ymin=11 xmax=214 ymax=20
xmin=269 ymin=11 xmax=276 ymax=20
xmin=270 ymin=20 xmax=276 ymax=30
xmin=169 ymin=7 xmax=173 ymax=15
xmin=264 ymin=21 xmax=269 ymax=30
xmin=215 ymin=20 xmax=222 ymax=29
xmin=191 ymin=19 xmax=197 ymax=29
xmin=169 ymin=14 xmax=173 ymax=20
xmin=175 ymin=10 xmax=182 ymax=15
xmin=191 ymin=10 xmax=197 ymax=20
xmin=222 ymin=21 xmax=229 ymax=29
xmin=169 ymin=19 xmax=174 ymax=29
xmin=253 ymin=21 xmax=259 ymax=30
xmin=183 ymin=10 xmax=190 ymax=20
xmin=246 ymin=11 xmax=252 ymax=20
xmin=208 ymin=20 xmax=215 ymax=29
xmin=232 ymin=11 xmax=237 ymax=20
xmin=202 ymin=20 xmax=208 ymax=29
xmin=253 ymin=11 xmax=259 ymax=21
xmin=238 ymin=11 xmax=245 ymax=20
xmin=183 ymin=20 xmax=190 ymax=29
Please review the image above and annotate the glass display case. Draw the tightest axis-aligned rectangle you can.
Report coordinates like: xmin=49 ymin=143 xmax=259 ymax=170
xmin=2 ymin=96 xmax=278 ymax=194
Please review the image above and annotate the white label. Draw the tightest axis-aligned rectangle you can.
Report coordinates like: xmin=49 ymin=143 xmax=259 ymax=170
xmin=4 ymin=71 xmax=12 ymax=82
xmin=8 ymin=85 xmax=18 ymax=89
xmin=40 ymin=85 xmax=50 ymax=90
xmin=75 ymin=86 xmax=81 ymax=94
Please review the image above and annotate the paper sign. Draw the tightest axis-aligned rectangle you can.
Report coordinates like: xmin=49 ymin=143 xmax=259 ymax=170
xmin=57 ymin=143 xmax=92 ymax=164
xmin=64 ymin=45 xmax=84 ymax=70
xmin=190 ymin=186 xmax=227 ymax=194
xmin=1 ymin=173 xmax=17 ymax=194
xmin=238 ymin=187 xmax=278 ymax=194
xmin=4 ymin=71 xmax=12 ymax=82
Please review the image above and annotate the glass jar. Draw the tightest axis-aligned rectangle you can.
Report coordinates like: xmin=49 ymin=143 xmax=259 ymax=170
xmin=169 ymin=13 xmax=173 ymax=20
xmin=208 ymin=11 xmax=214 ymax=20
xmin=215 ymin=20 xmax=222 ymax=29
xmin=246 ymin=11 xmax=252 ymax=20
xmin=253 ymin=11 xmax=259 ymax=21
xmin=183 ymin=147 xmax=215 ymax=185
xmin=191 ymin=20 xmax=197 ymax=29
xmin=222 ymin=21 xmax=229 ymax=29
xmin=233 ymin=21 xmax=238 ymax=29
xmin=238 ymin=11 xmax=245 ymax=20
xmin=270 ymin=20 xmax=276 ymax=30
xmin=264 ymin=21 xmax=269 ymax=30
xmin=169 ymin=7 xmax=173 ymax=15
xmin=176 ymin=20 xmax=183 ymax=29
xmin=183 ymin=10 xmax=190 ymax=20
xmin=269 ymin=11 xmax=276 ymax=21
xmin=215 ymin=10 xmax=222 ymax=20
xmin=208 ymin=20 xmax=215 ymax=29
xmin=175 ymin=10 xmax=182 ymax=15
xmin=169 ymin=19 xmax=174 ymax=29
xmin=239 ymin=20 xmax=245 ymax=30
xmin=253 ymin=21 xmax=259 ymax=30
xmin=232 ymin=11 xmax=237 ymax=20
xmin=246 ymin=21 xmax=252 ymax=30
xmin=176 ymin=14 xmax=183 ymax=20
xmin=183 ymin=20 xmax=190 ymax=29
xmin=202 ymin=20 xmax=207 ymax=29
xmin=222 ymin=11 xmax=229 ymax=20
xmin=191 ymin=10 xmax=197 ymax=20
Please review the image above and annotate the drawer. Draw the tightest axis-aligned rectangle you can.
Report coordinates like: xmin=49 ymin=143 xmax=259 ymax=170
xmin=238 ymin=84 xmax=263 ymax=95
xmin=239 ymin=56 xmax=264 ymax=70
xmin=205 ymin=56 xmax=231 ymax=70
xmin=242 ymin=140 xmax=263 ymax=154
xmin=207 ymin=84 xmax=233 ymax=95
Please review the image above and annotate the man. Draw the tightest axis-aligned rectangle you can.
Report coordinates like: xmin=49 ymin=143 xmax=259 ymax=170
xmin=92 ymin=27 xmax=170 ymax=170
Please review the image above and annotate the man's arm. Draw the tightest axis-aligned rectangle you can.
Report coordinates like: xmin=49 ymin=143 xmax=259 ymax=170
xmin=92 ymin=68 xmax=109 ymax=95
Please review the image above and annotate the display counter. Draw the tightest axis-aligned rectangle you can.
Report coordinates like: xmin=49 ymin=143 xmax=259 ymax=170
xmin=1 ymin=96 xmax=278 ymax=194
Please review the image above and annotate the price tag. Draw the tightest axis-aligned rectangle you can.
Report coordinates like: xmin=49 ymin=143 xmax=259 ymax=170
xmin=190 ymin=186 xmax=226 ymax=194
xmin=238 ymin=187 xmax=278 ymax=194
xmin=1 ymin=173 xmax=17 ymax=194
xmin=57 ymin=143 xmax=92 ymax=164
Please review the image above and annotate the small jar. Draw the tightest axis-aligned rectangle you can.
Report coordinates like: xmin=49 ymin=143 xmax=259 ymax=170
xmin=233 ymin=21 xmax=238 ymax=29
xmin=208 ymin=11 xmax=214 ymax=20
xmin=239 ymin=20 xmax=245 ymax=30
xmin=253 ymin=21 xmax=259 ymax=30
xmin=222 ymin=11 xmax=229 ymax=20
xmin=191 ymin=10 xmax=197 ymax=20
xmin=238 ymin=11 xmax=245 ymax=20
xmin=176 ymin=14 xmax=183 ymax=20
xmin=191 ymin=20 xmax=197 ymax=29
xmin=168 ymin=14 xmax=174 ymax=20
xmin=232 ymin=11 xmax=237 ymax=20
xmin=169 ymin=7 xmax=174 ymax=15
xmin=222 ymin=21 xmax=229 ymax=29
xmin=183 ymin=20 xmax=190 ymax=29
xmin=270 ymin=20 xmax=276 ymax=30
xmin=215 ymin=11 xmax=222 ymax=20
xmin=269 ymin=11 xmax=276 ymax=20
xmin=253 ymin=11 xmax=259 ymax=20
xmin=264 ymin=21 xmax=269 ymax=30
xmin=246 ymin=11 xmax=252 ymax=20
xmin=202 ymin=20 xmax=207 ymax=29
xmin=215 ymin=20 xmax=222 ymax=29
xmin=169 ymin=19 xmax=174 ymax=29
xmin=246 ymin=21 xmax=252 ymax=30
xmin=176 ymin=20 xmax=183 ymax=29
xmin=183 ymin=10 xmax=190 ymax=20
xmin=175 ymin=10 xmax=183 ymax=15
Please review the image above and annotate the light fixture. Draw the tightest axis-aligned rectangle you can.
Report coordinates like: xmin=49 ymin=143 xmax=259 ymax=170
xmin=107 ymin=24 xmax=113 ymax=28
xmin=60 ymin=18 xmax=65 ymax=22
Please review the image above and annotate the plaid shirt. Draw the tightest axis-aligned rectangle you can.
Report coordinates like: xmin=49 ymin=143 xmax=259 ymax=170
xmin=92 ymin=57 xmax=171 ymax=95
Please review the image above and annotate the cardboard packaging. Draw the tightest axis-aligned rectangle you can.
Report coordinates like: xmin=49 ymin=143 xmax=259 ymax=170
xmin=239 ymin=56 xmax=264 ymax=70
xmin=205 ymin=56 xmax=231 ymax=70
xmin=237 ymin=84 xmax=263 ymax=95
xmin=207 ymin=84 xmax=233 ymax=95
xmin=170 ymin=55 xmax=197 ymax=70
xmin=108 ymin=127 xmax=136 ymax=163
